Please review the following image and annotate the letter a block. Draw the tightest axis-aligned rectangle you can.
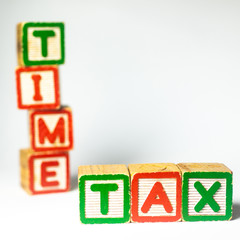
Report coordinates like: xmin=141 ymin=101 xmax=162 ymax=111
xmin=17 ymin=22 xmax=64 ymax=66
xmin=78 ymin=165 xmax=130 ymax=224
xmin=129 ymin=163 xmax=182 ymax=222
xmin=16 ymin=66 xmax=60 ymax=109
xmin=20 ymin=149 xmax=70 ymax=194
xmin=178 ymin=163 xmax=232 ymax=221
xmin=29 ymin=107 xmax=73 ymax=151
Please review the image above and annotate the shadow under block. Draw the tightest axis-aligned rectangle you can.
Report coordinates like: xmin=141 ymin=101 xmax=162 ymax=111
xmin=177 ymin=163 xmax=232 ymax=221
xmin=16 ymin=66 xmax=60 ymax=110
xmin=20 ymin=149 xmax=70 ymax=195
xmin=129 ymin=163 xmax=182 ymax=222
xmin=29 ymin=107 xmax=73 ymax=152
xmin=78 ymin=165 xmax=130 ymax=224
xmin=17 ymin=22 xmax=64 ymax=66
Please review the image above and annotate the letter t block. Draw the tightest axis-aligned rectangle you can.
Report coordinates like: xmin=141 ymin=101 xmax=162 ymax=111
xmin=17 ymin=22 xmax=64 ymax=66
xmin=129 ymin=163 xmax=182 ymax=222
xmin=78 ymin=165 xmax=130 ymax=224
xmin=178 ymin=163 xmax=232 ymax=221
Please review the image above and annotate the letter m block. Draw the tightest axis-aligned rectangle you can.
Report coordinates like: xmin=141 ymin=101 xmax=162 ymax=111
xmin=129 ymin=163 xmax=182 ymax=222
xmin=20 ymin=149 xmax=70 ymax=194
xmin=30 ymin=107 xmax=73 ymax=151
xmin=178 ymin=163 xmax=232 ymax=221
xmin=78 ymin=165 xmax=130 ymax=224
xmin=17 ymin=22 xmax=64 ymax=66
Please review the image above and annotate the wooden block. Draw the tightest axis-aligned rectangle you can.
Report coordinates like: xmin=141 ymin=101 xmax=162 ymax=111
xmin=177 ymin=163 xmax=232 ymax=221
xmin=16 ymin=66 xmax=60 ymax=109
xmin=129 ymin=163 xmax=182 ymax=222
xmin=20 ymin=149 xmax=70 ymax=195
xmin=29 ymin=107 xmax=73 ymax=152
xmin=78 ymin=164 xmax=130 ymax=224
xmin=17 ymin=22 xmax=64 ymax=66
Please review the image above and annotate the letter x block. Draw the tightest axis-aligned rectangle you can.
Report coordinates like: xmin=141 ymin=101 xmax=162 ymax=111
xmin=78 ymin=165 xmax=130 ymax=224
xmin=29 ymin=107 xmax=73 ymax=151
xmin=20 ymin=149 xmax=70 ymax=195
xmin=16 ymin=66 xmax=60 ymax=109
xmin=17 ymin=22 xmax=64 ymax=66
xmin=129 ymin=163 xmax=182 ymax=222
xmin=178 ymin=163 xmax=232 ymax=221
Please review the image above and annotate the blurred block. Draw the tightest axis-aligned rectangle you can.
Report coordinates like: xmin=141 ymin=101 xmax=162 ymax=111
xmin=78 ymin=164 xmax=130 ymax=224
xmin=129 ymin=163 xmax=182 ymax=222
xmin=29 ymin=107 xmax=73 ymax=151
xmin=178 ymin=163 xmax=232 ymax=221
xmin=17 ymin=22 xmax=64 ymax=66
xmin=20 ymin=149 xmax=70 ymax=195
xmin=16 ymin=66 xmax=60 ymax=109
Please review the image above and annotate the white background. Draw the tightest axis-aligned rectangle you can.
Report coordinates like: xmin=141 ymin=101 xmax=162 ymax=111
xmin=0 ymin=0 xmax=240 ymax=239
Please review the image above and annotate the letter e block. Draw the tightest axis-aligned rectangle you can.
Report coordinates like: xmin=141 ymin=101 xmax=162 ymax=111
xmin=129 ymin=163 xmax=182 ymax=222
xmin=20 ymin=149 xmax=70 ymax=194
xmin=29 ymin=107 xmax=73 ymax=151
xmin=178 ymin=163 xmax=232 ymax=221
xmin=78 ymin=165 xmax=130 ymax=224
xmin=16 ymin=66 xmax=60 ymax=109
xmin=17 ymin=22 xmax=64 ymax=66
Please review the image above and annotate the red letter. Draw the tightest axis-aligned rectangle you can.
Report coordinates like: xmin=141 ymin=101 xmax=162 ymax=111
xmin=41 ymin=161 xmax=59 ymax=187
xmin=31 ymin=74 xmax=43 ymax=101
xmin=141 ymin=182 xmax=173 ymax=213
xmin=38 ymin=117 xmax=65 ymax=144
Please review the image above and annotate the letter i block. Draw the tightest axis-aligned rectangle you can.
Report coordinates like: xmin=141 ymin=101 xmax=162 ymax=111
xmin=78 ymin=165 xmax=130 ymax=224
xmin=16 ymin=66 xmax=60 ymax=109
xmin=20 ymin=149 xmax=70 ymax=194
xmin=178 ymin=163 xmax=233 ymax=221
xmin=17 ymin=22 xmax=64 ymax=66
xmin=29 ymin=107 xmax=73 ymax=151
xmin=129 ymin=163 xmax=182 ymax=222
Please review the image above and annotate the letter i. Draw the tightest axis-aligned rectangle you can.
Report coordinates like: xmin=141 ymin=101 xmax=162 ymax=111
xmin=31 ymin=74 xmax=43 ymax=101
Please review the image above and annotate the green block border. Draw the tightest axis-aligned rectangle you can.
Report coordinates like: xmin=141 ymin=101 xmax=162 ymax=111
xmin=22 ymin=22 xmax=65 ymax=66
xmin=182 ymin=172 xmax=232 ymax=221
xmin=79 ymin=174 xmax=130 ymax=224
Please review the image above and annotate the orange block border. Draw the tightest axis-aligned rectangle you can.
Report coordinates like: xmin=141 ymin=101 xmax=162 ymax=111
xmin=131 ymin=172 xmax=182 ymax=222
xmin=16 ymin=66 xmax=60 ymax=109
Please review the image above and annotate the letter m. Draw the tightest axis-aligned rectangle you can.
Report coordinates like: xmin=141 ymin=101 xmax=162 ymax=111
xmin=38 ymin=117 xmax=65 ymax=144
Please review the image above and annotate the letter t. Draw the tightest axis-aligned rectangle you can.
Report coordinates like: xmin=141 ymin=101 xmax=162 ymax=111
xmin=33 ymin=30 xmax=55 ymax=57
xmin=90 ymin=183 xmax=119 ymax=215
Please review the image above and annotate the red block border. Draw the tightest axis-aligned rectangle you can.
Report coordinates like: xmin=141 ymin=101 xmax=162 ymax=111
xmin=30 ymin=108 xmax=73 ymax=152
xmin=16 ymin=66 xmax=60 ymax=109
xmin=131 ymin=172 xmax=182 ymax=222
xmin=29 ymin=152 xmax=70 ymax=194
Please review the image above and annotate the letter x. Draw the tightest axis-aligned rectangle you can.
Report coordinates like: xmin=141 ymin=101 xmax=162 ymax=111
xmin=194 ymin=181 xmax=221 ymax=212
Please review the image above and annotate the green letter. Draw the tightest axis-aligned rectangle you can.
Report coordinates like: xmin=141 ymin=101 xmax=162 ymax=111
xmin=194 ymin=181 xmax=221 ymax=212
xmin=33 ymin=30 xmax=55 ymax=57
xmin=90 ymin=183 xmax=118 ymax=215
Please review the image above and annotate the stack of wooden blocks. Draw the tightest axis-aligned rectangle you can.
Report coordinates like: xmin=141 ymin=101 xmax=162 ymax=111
xmin=15 ymin=21 xmax=233 ymax=224
xmin=16 ymin=22 xmax=73 ymax=195
xmin=78 ymin=163 xmax=233 ymax=223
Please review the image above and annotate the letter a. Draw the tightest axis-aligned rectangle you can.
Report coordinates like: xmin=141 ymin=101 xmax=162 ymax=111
xmin=141 ymin=182 xmax=173 ymax=213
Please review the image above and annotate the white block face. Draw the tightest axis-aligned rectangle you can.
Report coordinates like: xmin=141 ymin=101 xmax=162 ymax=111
xmin=19 ymin=70 xmax=57 ymax=106
xmin=188 ymin=178 xmax=226 ymax=216
xmin=33 ymin=156 xmax=68 ymax=192
xmin=138 ymin=178 xmax=177 ymax=216
xmin=33 ymin=113 xmax=70 ymax=148
xmin=27 ymin=27 xmax=61 ymax=61
xmin=85 ymin=180 xmax=124 ymax=218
